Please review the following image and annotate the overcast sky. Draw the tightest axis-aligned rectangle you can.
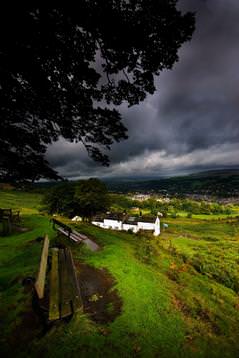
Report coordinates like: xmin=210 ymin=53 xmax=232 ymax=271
xmin=47 ymin=0 xmax=239 ymax=179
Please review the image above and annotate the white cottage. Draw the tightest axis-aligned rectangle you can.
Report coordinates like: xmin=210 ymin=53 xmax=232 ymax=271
xmin=92 ymin=214 xmax=160 ymax=236
xmin=92 ymin=214 xmax=123 ymax=230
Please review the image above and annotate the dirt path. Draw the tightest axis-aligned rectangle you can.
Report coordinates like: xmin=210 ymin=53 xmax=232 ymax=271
xmin=73 ymin=230 xmax=100 ymax=251
xmin=83 ymin=237 xmax=100 ymax=251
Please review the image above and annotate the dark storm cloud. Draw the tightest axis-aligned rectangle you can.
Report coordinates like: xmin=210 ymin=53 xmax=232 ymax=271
xmin=47 ymin=0 xmax=239 ymax=178
xmin=156 ymin=0 xmax=239 ymax=152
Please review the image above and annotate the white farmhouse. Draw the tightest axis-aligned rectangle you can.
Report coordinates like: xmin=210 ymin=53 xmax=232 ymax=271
xmin=92 ymin=214 xmax=161 ymax=236
xmin=92 ymin=214 xmax=123 ymax=230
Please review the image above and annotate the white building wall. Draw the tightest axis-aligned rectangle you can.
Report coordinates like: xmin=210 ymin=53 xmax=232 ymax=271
xmin=92 ymin=217 xmax=161 ymax=236
xmin=104 ymin=219 xmax=122 ymax=230
xmin=122 ymin=223 xmax=139 ymax=233
xmin=154 ymin=217 xmax=160 ymax=236
xmin=137 ymin=222 xmax=155 ymax=230
xmin=92 ymin=221 xmax=105 ymax=228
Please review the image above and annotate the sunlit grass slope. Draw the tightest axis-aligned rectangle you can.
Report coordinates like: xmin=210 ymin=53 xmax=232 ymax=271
xmin=1 ymin=190 xmax=239 ymax=357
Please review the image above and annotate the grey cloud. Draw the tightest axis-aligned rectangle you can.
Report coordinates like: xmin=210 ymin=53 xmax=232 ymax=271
xmin=48 ymin=142 xmax=239 ymax=179
xmin=47 ymin=0 xmax=239 ymax=178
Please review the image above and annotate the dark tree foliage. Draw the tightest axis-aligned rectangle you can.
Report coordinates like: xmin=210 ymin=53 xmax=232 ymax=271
xmin=0 ymin=1 xmax=195 ymax=181
xmin=74 ymin=178 xmax=110 ymax=219
xmin=43 ymin=178 xmax=109 ymax=218
xmin=43 ymin=182 xmax=76 ymax=217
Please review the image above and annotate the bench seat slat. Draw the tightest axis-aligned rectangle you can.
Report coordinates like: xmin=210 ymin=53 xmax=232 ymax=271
xmin=59 ymin=249 xmax=73 ymax=318
xmin=49 ymin=248 xmax=60 ymax=321
xmin=70 ymin=233 xmax=82 ymax=242
xmin=57 ymin=227 xmax=80 ymax=243
xmin=57 ymin=227 xmax=70 ymax=237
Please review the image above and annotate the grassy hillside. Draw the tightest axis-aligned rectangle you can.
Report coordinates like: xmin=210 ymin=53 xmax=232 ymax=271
xmin=1 ymin=190 xmax=239 ymax=357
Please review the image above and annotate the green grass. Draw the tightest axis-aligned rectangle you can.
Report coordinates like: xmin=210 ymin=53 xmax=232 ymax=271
xmin=0 ymin=190 xmax=55 ymax=354
xmin=1 ymin=189 xmax=239 ymax=357
xmin=176 ymin=212 xmax=239 ymax=220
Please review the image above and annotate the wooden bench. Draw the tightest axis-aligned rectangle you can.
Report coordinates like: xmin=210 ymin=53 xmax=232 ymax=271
xmin=35 ymin=235 xmax=82 ymax=321
xmin=52 ymin=218 xmax=100 ymax=251
xmin=52 ymin=218 xmax=86 ymax=243
xmin=0 ymin=208 xmax=20 ymax=222
xmin=0 ymin=208 xmax=20 ymax=235
xmin=52 ymin=218 xmax=72 ymax=237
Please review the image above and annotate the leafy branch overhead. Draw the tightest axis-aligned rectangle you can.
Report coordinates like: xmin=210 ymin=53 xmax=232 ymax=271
xmin=0 ymin=1 xmax=195 ymax=181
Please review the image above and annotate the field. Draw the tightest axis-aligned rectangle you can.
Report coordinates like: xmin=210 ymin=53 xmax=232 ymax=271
xmin=1 ymin=190 xmax=239 ymax=357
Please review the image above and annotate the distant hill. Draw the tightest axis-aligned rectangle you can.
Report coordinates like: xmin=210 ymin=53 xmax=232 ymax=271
xmin=189 ymin=169 xmax=239 ymax=178
xmin=29 ymin=169 xmax=239 ymax=197
xmin=103 ymin=169 xmax=239 ymax=197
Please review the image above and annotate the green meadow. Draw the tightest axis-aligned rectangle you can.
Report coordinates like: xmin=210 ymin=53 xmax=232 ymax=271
xmin=1 ymin=190 xmax=239 ymax=357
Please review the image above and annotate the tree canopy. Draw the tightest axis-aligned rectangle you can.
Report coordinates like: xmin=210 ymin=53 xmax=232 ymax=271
xmin=0 ymin=1 xmax=195 ymax=182
xmin=43 ymin=178 xmax=109 ymax=218
xmin=74 ymin=178 xmax=110 ymax=219
xmin=43 ymin=182 xmax=76 ymax=217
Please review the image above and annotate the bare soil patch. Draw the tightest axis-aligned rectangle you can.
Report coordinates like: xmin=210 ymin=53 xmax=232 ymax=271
xmin=76 ymin=263 xmax=122 ymax=324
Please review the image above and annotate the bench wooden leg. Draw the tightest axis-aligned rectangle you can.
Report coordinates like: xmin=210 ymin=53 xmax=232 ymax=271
xmin=65 ymin=248 xmax=82 ymax=313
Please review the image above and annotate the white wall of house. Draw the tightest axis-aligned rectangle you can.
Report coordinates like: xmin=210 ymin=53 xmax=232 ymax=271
xmin=122 ymin=223 xmax=139 ymax=233
xmin=92 ymin=217 xmax=161 ymax=236
xmin=137 ymin=222 xmax=155 ymax=230
xmin=154 ymin=217 xmax=160 ymax=236
xmin=92 ymin=221 xmax=105 ymax=228
xmin=104 ymin=219 xmax=122 ymax=230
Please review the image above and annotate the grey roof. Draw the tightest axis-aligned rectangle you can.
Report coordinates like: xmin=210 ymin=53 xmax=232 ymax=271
xmin=123 ymin=216 xmax=138 ymax=225
xmin=92 ymin=213 xmax=156 ymax=225
xmin=92 ymin=213 xmax=124 ymax=222
xmin=121 ymin=215 xmax=156 ymax=224
xmin=92 ymin=215 xmax=104 ymax=222
xmin=137 ymin=217 xmax=155 ymax=223
xmin=104 ymin=213 xmax=124 ymax=221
